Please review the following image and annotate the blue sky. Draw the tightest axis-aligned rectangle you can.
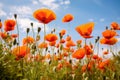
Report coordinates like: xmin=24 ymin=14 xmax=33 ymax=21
xmin=0 ymin=0 xmax=120 ymax=44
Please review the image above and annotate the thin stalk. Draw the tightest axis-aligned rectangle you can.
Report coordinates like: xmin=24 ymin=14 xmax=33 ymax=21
xmin=44 ymin=24 xmax=46 ymax=43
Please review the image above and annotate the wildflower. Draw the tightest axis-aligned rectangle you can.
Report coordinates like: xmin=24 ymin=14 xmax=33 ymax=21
xmin=66 ymin=35 xmax=71 ymax=41
xmin=33 ymin=8 xmax=56 ymax=24
xmin=38 ymin=42 xmax=48 ymax=48
xmin=62 ymin=14 xmax=74 ymax=22
xmin=0 ymin=20 xmax=2 ymax=29
xmin=11 ymin=34 xmax=18 ymax=38
xmin=72 ymin=48 xmax=85 ymax=59
xmin=66 ymin=40 xmax=76 ymax=48
xmin=100 ymin=37 xmax=118 ymax=45
xmin=76 ymin=40 xmax=82 ymax=44
xmin=102 ymin=30 xmax=117 ymax=39
xmin=75 ymin=22 xmax=94 ymax=38
xmin=45 ymin=33 xmax=58 ymax=42
xmin=22 ymin=36 xmax=35 ymax=45
xmin=84 ymin=45 xmax=93 ymax=55
xmin=12 ymin=46 xmax=30 ymax=59
xmin=0 ymin=32 xmax=7 ymax=39
xmin=4 ymin=19 xmax=16 ymax=31
xmin=111 ymin=22 xmax=120 ymax=30
xmin=60 ymin=29 xmax=66 ymax=36
xmin=93 ymin=54 xmax=99 ymax=59
xmin=49 ymin=41 xmax=56 ymax=46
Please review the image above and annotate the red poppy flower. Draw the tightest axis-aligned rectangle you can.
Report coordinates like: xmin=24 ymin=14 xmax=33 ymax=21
xmin=102 ymin=30 xmax=117 ymax=39
xmin=100 ymin=37 xmax=118 ymax=45
xmin=33 ymin=8 xmax=56 ymax=24
xmin=111 ymin=22 xmax=120 ymax=30
xmin=22 ymin=36 xmax=35 ymax=45
xmin=12 ymin=46 xmax=30 ymax=58
xmin=0 ymin=20 xmax=2 ymax=29
xmin=4 ymin=19 xmax=16 ymax=31
xmin=62 ymin=14 xmax=74 ymax=22
xmin=45 ymin=33 xmax=58 ymax=42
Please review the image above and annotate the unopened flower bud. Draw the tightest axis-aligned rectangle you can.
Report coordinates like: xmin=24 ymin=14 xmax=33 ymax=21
xmin=14 ymin=14 xmax=17 ymax=19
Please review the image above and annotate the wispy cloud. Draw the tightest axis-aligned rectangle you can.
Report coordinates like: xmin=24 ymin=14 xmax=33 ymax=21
xmin=17 ymin=17 xmax=50 ymax=33
xmin=10 ymin=6 xmax=32 ymax=16
xmin=100 ymin=18 xmax=105 ymax=22
xmin=88 ymin=18 xmax=94 ymax=22
xmin=31 ymin=0 xmax=71 ymax=10
xmin=0 ymin=3 xmax=7 ymax=17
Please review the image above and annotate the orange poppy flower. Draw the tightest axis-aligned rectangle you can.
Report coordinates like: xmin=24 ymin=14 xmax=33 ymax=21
xmin=100 ymin=37 xmax=118 ymax=45
xmin=63 ymin=52 xmax=68 ymax=57
xmin=76 ymin=40 xmax=82 ymax=44
xmin=93 ymin=55 xmax=99 ymax=59
xmin=81 ymin=65 xmax=87 ymax=72
xmin=66 ymin=35 xmax=71 ymax=41
xmin=102 ymin=30 xmax=117 ymax=39
xmin=33 ymin=8 xmax=56 ymax=24
xmin=4 ymin=19 xmax=16 ymax=31
xmin=57 ymin=63 xmax=63 ymax=70
xmin=22 ymin=36 xmax=35 ymax=45
xmin=11 ymin=34 xmax=18 ymax=38
xmin=98 ymin=59 xmax=110 ymax=70
xmin=0 ymin=20 xmax=2 ymax=29
xmin=72 ymin=48 xmax=85 ymax=59
xmin=49 ymin=41 xmax=56 ymax=46
xmin=45 ymin=33 xmax=58 ymax=42
xmin=62 ymin=14 xmax=74 ymax=22
xmin=66 ymin=40 xmax=76 ymax=48
xmin=75 ymin=22 xmax=94 ymax=38
xmin=60 ymin=39 xmax=65 ymax=43
xmin=103 ymin=49 xmax=109 ymax=55
xmin=84 ymin=45 xmax=93 ymax=55
xmin=111 ymin=22 xmax=120 ymax=30
xmin=60 ymin=29 xmax=66 ymax=36
xmin=38 ymin=42 xmax=48 ymax=48
xmin=0 ymin=32 xmax=7 ymax=39
xmin=12 ymin=46 xmax=30 ymax=58
xmin=45 ymin=53 xmax=51 ymax=59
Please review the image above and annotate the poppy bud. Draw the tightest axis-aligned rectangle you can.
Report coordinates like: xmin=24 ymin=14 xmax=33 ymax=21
xmin=31 ymin=22 xmax=33 ymax=27
xmin=14 ymin=14 xmax=17 ymax=19
xmin=13 ymin=39 xmax=17 ymax=45
xmin=37 ymin=27 xmax=41 ymax=33
xmin=53 ymin=28 xmax=55 ymax=32
xmin=106 ymin=26 xmax=108 ymax=30
xmin=26 ymin=28 xmax=30 ymax=33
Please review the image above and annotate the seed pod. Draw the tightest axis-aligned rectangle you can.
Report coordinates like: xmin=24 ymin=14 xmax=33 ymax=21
xmin=38 ymin=27 xmax=41 ymax=33
xmin=14 ymin=14 xmax=17 ymax=19
xmin=26 ymin=28 xmax=30 ymax=33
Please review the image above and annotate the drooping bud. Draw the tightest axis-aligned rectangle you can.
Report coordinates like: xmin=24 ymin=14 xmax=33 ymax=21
xmin=31 ymin=22 xmax=33 ymax=27
xmin=26 ymin=28 xmax=30 ymax=33
xmin=14 ymin=14 xmax=17 ymax=19
xmin=37 ymin=27 xmax=41 ymax=33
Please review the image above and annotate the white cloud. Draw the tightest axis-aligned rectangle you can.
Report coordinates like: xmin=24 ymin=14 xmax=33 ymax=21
xmin=100 ymin=18 xmax=105 ymax=22
xmin=17 ymin=18 xmax=50 ymax=33
xmin=38 ymin=0 xmax=59 ymax=9
xmin=31 ymin=0 xmax=71 ymax=10
xmin=0 ymin=3 xmax=7 ymax=17
xmin=88 ymin=18 xmax=94 ymax=21
xmin=0 ymin=9 xmax=7 ymax=17
xmin=11 ymin=6 xmax=32 ymax=16
xmin=32 ymin=0 xmax=38 ymax=5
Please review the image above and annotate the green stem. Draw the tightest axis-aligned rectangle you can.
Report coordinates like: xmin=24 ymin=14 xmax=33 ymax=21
xmin=44 ymin=24 xmax=46 ymax=43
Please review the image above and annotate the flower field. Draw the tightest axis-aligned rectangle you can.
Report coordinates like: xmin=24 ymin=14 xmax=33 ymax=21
xmin=0 ymin=8 xmax=120 ymax=80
